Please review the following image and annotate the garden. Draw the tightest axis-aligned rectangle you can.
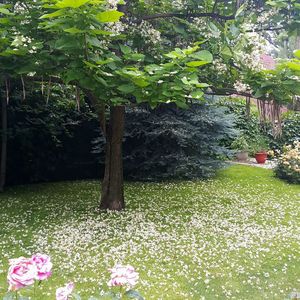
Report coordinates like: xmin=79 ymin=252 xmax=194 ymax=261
xmin=0 ymin=0 xmax=300 ymax=299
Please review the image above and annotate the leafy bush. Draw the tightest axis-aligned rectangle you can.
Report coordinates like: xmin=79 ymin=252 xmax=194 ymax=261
xmin=217 ymin=98 xmax=272 ymax=155
xmin=231 ymin=135 xmax=249 ymax=152
xmin=269 ymin=112 xmax=300 ymax=150
xmin=247 ymin=135 xmax=269 ymax=155
xmin=275 ymin=141 xmax=300 ymax=183
xmin=5 ymin=88 xmax=100 ymax=185
xmin=94 ymin=103 xmax=237 ymax=180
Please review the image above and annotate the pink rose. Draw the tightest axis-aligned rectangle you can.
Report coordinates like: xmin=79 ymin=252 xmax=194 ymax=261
xmin=56 ymin=282 xmax=74 ymax=300
xmin=32 ymin=253 xmax=52 ymax=280
xmin=7 ymin=257 xmax=37 ymax=291
xmin=108 ymin=264 xmax=139 ymax=288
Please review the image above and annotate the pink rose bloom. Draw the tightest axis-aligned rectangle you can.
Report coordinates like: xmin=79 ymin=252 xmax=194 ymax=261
xmin=32 ymin=253 xmax=52 ymax=280
xmin=108 ymin=264 xmax=139 ymax=288
xmin=56 ymin=282 xmax=74 ymax=300
xmin=7 ymin=257 xmax=38 ymax=291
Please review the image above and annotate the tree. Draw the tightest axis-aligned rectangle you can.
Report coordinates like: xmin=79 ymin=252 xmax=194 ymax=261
xmin=0 ymin=0 xmax=299 ymax=209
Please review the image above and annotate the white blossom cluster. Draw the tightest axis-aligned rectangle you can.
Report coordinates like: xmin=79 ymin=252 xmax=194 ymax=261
xmin=234 ymin=80 xmax=252 ymax=93
xmin=256 ymin=8 xmax=279 ymax=24
xmin=132 ymin=20 xmax=161 ymax=44
xmin=235 ymin=32 xmax=271 ymax=72
xmin=192 ymin=17 xmax=221 ymax=39
xmin=0 ymin=169 xmax=299 ymax=299
xmin=213 ymin=59 xmax=228 ymax=74
xmin=11 ymin=35 xmax=37 ymax=53
xmin=104 ymin=22 xmax=128 ymax=36
xmin=171 ymin=0 xmax=187 ymax=10
xmin=105 ymin=0 xmax=120 ymax=9
xmin=238 ymin=50 xmax=264 ymax=71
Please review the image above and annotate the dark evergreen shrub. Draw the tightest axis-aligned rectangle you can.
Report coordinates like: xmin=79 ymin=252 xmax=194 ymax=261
xmin=94 ymin=103 xmax=237 ymax=180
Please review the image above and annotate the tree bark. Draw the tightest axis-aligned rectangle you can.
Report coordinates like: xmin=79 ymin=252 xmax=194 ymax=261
xmin=0 ymin=91 xmax=7 ymax=192
xmin=245 ymin=96 xmax=251 ymax=119
xmin=99 ymin=105 xmax=125 ymax=210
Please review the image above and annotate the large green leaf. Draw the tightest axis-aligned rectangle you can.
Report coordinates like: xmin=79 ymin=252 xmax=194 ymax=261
xmin=0 ymin=7 xmax=12 ymax=15
xmin=0 ymin=18 xmax=10 ymax=24
xmin=120 ymin=44 xmax=132 ymax=54
xmin=191 ymin=90 xmax=204 ymax=99
xmin=64 ymin=27 xmax=85 ymax=34
xmin=293 ymin=49 xmax=300 ymax=59
xmin=286 ymin=62 xmax=300 ymax=71
xmin=235 ymin=3 xmax=247 ymax=17
xmin=118 ymin=84 xmax=136 ymax=93
xmin=91 ymin=29 xmax=113 ymax=35
xmin=196 ymin=83 xmax=210 ymax=88
xmin=186 ymin=61 xmax=210 ymax=67
xmin=133 ymin=77 xmax=149 ymax=87
xmin=96 ymin=10 xmax=124 ymax=22
xmin=56 ymin=0 xmax=90 ymax=8
xmin=125 ymin=53 xmax=145 ymax=61
xmin=191 ymin=50 xmax=213 ymax=62
xmin=54 ymin=37 xmax=81 ymax=50
xmin=208 ymin=22 xmax=220 ymax=36
xmin=40 ymin=9 xmax=65 ymax=19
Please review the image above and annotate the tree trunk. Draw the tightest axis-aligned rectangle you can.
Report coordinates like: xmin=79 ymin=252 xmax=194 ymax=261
xmin=99 ymin=105 xmax=125 ymax=210
xmin=245 ymin=96 xmax=250 ymax=119
xmin=0 ymin=91 xmax=7 ymax=192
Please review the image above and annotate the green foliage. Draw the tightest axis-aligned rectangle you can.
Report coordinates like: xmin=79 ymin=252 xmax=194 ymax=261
xmin=248 ymin=135 xmax=269 ymax=154
xmin=268 ymin=112 xmax=300 ymax=150
xmin=93 ymin=103 xmax=237 ymax=180
xmin=1 ymin=0 xmax=298 ymax=109
xmin=231 ymin=135 xmax=249 ymax=152
xmin=218 ymin=98 xmax=271 ymax=154
xmin=4 ymin=84 xmax=99 ymax=185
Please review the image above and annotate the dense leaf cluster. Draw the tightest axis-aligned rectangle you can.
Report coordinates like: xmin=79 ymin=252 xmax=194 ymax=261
xmin=4 ymin=88 xmax=100 ymax=185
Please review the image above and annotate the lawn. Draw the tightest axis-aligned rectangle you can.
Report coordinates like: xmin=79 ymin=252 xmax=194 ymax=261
xmin=0 ymin=165 xmax=299 ymax=299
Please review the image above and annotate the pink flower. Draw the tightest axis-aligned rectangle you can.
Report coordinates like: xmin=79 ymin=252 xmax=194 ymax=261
xmin=7 ymin=257 xmax=38 ymax=291
xmin=31 ymin=253 xmax=52 ymax=281
xmin=108 ymin=264 xmax=139 ymax=288
xmin=260 ymin=54 xmax=276 ymax=70
xmin=56 ymin=282 xmax=74 ymax=300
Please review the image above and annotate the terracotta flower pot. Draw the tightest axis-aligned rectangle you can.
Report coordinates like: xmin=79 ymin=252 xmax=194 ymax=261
xmin=255 ymin=152 xmax=267 ymax=164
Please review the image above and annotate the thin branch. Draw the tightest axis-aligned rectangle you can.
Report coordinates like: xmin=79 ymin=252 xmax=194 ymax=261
xmin=139 ymin=12 xmax=235 ymax=22
xmin=207 ymin=88 xmax=253 ymax=98
xmin=4 ymin=78 xmax=9 ymax=104
xmin=21 ymin=75 xmax=26 ymax=101
xmin=246 ymin=26 xmax=285 ymax=33
xmin=46 ymin=77 xmax=52 ymax=104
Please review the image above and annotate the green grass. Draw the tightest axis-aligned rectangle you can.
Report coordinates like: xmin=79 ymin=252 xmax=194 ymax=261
xmin=0 ymin=165 xmax=299 ymax=299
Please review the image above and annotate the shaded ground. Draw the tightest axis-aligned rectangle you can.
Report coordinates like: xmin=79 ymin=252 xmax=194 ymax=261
xmin=0 ymin=165 xmax=299 ymax=299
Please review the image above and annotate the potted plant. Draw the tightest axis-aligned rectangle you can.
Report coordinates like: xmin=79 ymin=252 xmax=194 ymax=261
xmin=250 ymin=136 xmax=269 ymax=164
xmin=231 ymin=136 xmax=249 ymax=161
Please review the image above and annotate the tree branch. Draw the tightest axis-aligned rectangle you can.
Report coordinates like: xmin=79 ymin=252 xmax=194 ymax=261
xmin=139 ymin=12 xmax=235 ymax=22
xmin=246 ymin=26 xmax=285 ymax=33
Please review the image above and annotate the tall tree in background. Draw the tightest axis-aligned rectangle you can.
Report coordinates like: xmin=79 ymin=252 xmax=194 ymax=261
xmin=0 ymin=0 xmax=299 ymax=209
